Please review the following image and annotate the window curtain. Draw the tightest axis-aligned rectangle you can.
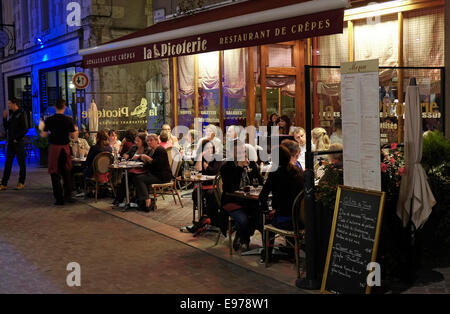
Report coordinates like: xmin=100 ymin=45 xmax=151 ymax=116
xmin=354 ymin=14 xmax=398 ymax=83
xmin=198 ymin=51 xmax=220 ymax=90
xmin=178 ymin=55 xmax=195 ymax=98
xmin=268 ymin=45 xmax=292 ymax=67
xmin=318 ymin=27 xmax=348 ymax=83
xmin=224 ymin=48 xmax=247 ymax=98
xmin=403 ymin=7 xmax=444 ymax=85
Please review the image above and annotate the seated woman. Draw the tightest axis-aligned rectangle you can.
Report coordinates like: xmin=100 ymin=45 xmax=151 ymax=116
xmin=84 ymin=130 xmax=112 ymax=179
xmin=220 ymin=140 xmax=263 ymax=252
xmin=196 ymin=124 xmax=223 ymax=160
xmin=108 ymin=129 xmax=122 ymax=157
xmin=277 ymin=115 xmax=291 ymax=135
xmin=113 ymin=133 xmax=152 ymax=207
xmin=189 ymin=140 xmax=222 ymax=230
xmin=281 ymin=139 xmax=303 ymax=171
xmin=258 ymin=145 xmax=304 ymax=262
xmin=132 ymin=134 xmax=173 ymax=212
xmin=120 ymin=129 xmax=137 ymax=157
xmin=159 ymin=130 xmax=173 ymax=149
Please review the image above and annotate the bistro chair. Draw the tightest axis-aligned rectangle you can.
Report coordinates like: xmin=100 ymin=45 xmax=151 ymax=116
xmin=263 ymin=190 xmax=305 ymax=279
xmin=212 ymin=174 xmax=236 ymax=255
xmin=85 ymin=152 xmax=116 ymax=202
xmin=149 ymin=147 xmax=183 ymax=208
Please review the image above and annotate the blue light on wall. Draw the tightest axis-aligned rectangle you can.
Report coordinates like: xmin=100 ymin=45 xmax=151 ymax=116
xmin=36 ymin=38 xmax=45 ymax=48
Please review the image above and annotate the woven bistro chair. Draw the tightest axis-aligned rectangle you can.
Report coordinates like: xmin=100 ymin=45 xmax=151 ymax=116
xmin=212 ymin=174 xmax=237 ymax=255
xmin=85 ymin=152 xmax=116 ymax=202
xmin=150 ymin=147 xmax=183 ymax=208
xmin=263 ymin=190 xmax=305 ymax=279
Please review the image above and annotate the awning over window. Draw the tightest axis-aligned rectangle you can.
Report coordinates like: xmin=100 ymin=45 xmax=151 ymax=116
xmin=80 ymin=0 xmax=348 ymax=68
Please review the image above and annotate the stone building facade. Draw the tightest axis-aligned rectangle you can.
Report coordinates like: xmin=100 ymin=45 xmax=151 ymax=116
xmin=0 ymin=0 xmax=164 ymax=136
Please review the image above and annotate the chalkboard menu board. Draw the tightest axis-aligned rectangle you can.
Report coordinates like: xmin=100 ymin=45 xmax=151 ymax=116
xmin=321 ymin=185 xmax=385 ymax=294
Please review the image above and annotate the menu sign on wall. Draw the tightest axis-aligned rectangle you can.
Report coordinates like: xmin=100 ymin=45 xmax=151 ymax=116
xmin=321 ymin=186 xmax=385 ymax=294
xmin=341 ymin=59 xmax=381 ymax=191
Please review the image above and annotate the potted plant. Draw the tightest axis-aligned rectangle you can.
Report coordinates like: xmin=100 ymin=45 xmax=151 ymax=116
xmin=32 ymin=125 xmax=49 ymax=167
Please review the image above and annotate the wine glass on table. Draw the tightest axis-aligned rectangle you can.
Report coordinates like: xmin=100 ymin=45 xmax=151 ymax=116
xmin=252 ymin=178 xmax=259 ymax=189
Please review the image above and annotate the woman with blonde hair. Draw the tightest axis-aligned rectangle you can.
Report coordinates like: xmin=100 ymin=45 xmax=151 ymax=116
xmin=311 ymin=127 xmax=330 ymax=152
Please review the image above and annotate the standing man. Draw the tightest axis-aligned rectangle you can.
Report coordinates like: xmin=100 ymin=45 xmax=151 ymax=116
xmin=0 ymin=98 xmax=29 ymax=191
xmin=40 ymin=99 xmax=75 ymax=205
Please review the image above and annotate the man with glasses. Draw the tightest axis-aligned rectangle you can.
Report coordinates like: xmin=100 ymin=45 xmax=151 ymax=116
xmin=158 ymin=124 xmax=178 ymax=147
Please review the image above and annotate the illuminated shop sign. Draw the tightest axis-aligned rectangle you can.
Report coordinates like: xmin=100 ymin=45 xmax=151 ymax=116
xmin=83 ymin=9 xmax=344 ymax=68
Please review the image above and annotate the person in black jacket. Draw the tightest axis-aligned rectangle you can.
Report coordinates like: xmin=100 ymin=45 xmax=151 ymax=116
xmin=133 ymin=133 xmax=173 ymax=212
xmin=0 ymin=98 xmax=29 ymax=191
xmin=190 ymin=139 xmax=222 ymax=229
xmin=220 ymin=140 xmax=263 ymax=252
xmin=83 ymin=130 xmax=112 ymax=179
xmin=258 ymin=145 xmax=304 ymax=262
xmin=113 ymin=132 xmax=152 ymax=208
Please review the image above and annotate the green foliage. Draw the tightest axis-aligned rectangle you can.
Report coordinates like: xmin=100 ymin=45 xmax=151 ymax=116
xmin=422 ymin=131 xmax=450 ymax=171
xmin=380 ymin=145 xmax=405 ymax=205
xmin=31 ymin=126 xmax=49 ymax=149
xmin=316 ymin=164 xmax=343 ymax=209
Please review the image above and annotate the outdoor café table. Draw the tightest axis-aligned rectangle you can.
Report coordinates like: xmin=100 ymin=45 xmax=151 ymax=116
xmin=71 ymin=156 xmax=86 ymax=166
xmin=225 ymin=187 xmax=284 ymax=257
xmin=109 ymin=161 xmax=144 ymax=211
xmin=176 ymin=175 xmax=216 ymax=223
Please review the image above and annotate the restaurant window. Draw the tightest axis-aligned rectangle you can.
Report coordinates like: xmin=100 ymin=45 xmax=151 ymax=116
xmin=8 ymin=74 xmax=32 ymax=127
xmin=39 ymin=66 xmax=79 ymax=119
xmin=177 ymin=55 xmax=195 ymax=128
xmin=223 ymin=49 xmax=247 ymax=128
xmin=403 ymin=7 xmax=444 ymax=135
xmin=268 ymin=45 xmax=293 ymax=67
xmin=198 ymin=52 xmax=220 ymax=128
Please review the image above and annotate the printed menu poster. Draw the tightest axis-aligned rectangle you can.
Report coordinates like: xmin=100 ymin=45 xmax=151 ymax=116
xmin=341 ymin=59 xmax=381 ymax=191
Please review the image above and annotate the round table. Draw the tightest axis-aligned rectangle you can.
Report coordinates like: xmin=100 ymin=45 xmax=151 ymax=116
xmin=110 ymin=161 xmax=144 ymax=210
xmin=177 ymin=175 xmax=216 ymax=223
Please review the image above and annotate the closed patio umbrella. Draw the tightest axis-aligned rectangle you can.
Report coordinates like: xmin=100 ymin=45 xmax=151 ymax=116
xmin=88 ymin=99 xmax=99 ymax=143
xmin=396 ymin=82 xmax=436 ymax=229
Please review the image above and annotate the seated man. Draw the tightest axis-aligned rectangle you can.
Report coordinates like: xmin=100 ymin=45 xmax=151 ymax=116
xmin=69 ymin=125 xmax=90 ymax=158
xmin=132 ymin=134 xmax=173 ymax=212
xmin=69 ymin=125 xmax=91 ymax=191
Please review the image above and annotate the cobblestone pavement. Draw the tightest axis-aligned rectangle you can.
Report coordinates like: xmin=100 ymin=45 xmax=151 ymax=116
xmin=0 ymin=163 xmax=303 ymax=294
xmin=0 ymin=162 xmax=448 ymax=294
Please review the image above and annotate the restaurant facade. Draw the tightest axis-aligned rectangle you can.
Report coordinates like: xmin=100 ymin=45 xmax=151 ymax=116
xmin=79 ymin=0 xmax=445 ymax=144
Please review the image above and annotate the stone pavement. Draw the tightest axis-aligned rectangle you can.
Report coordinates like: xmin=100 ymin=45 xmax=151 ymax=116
xmin=0 ymin=161 xmax=448 ymax=294
xmin=0 ymin=162 xmax=303 ymax=294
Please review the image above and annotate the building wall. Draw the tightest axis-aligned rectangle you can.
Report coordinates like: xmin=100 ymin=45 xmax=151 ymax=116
xmin=0 ymin=0 xmax=166 ymax=134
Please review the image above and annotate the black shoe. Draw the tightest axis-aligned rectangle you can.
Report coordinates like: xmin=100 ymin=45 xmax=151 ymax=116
xmin=148 ymin=200 xmax=156 ymax=211
xmin=54 ymin=200 xmax=64 ymax=206
xmin=65 ymin=198 xmax=76 ymax=203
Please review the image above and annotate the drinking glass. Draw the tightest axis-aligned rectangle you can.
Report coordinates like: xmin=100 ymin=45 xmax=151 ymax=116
xmin=252 ymin=178 xmax=259 ymax=189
